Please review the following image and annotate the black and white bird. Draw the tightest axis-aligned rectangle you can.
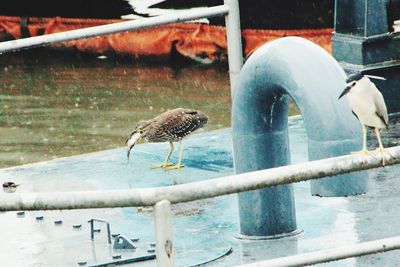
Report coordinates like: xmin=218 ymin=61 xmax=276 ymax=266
xmin=338 ymin=72 xmax=391 ymax=165
xmin=126 ymin=108 xmax=208 ymax=170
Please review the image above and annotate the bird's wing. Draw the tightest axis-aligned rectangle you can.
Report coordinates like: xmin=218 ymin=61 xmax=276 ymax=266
xmin=166 ymin=109 xmax=208 ymax=139
xmin=143 ymin=108 xmax=208 ymax=142
xmin=372 ymin=84 xmax=389 ymax=129
xmin=172 ymin=112 xmax=200 ymax=138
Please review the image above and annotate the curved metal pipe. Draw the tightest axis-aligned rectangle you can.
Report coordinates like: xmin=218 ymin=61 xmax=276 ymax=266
xmin=232 ymin=37 xmax=366 ymax=238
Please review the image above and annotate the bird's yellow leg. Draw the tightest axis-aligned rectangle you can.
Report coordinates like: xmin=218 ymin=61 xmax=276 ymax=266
xmin=351 ymin=125 xmax=372 ymax=155
xmin=373 ymin=128 xmax=393 ymax=166
xmin=152 ymin=141 xmax=175 ymax=169
xmin=165 ymin=141 xmax=185 ymax=170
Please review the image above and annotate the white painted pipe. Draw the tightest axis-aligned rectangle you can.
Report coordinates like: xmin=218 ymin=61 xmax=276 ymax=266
xmin=0 ymin=146 xmax=399 ymax=211
xmin=154 ymin=200 xmax=176 ymax=267
xmin=224 ymin=0 xmax=243 ymax=97
xmin=0 ymin=5 xmax=229 ymax=53
xmin=238 ymin=235 xmax=400 ymax=267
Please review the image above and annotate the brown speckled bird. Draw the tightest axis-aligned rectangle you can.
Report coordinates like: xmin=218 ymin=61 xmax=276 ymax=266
xmin=126 ymin=108 xmax=208 ymax=170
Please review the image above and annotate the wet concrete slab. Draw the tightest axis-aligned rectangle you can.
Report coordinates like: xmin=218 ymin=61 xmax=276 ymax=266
xmin=0 ymin=116 xmax=400 ymax=266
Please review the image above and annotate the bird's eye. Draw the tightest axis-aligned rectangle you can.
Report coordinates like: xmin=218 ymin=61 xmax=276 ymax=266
xmin=352 ymin=82 xmax=356 ymax=86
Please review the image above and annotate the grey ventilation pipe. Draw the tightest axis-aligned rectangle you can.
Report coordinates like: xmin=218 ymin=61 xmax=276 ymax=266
xmin=232 ymin=37 xmax=367 ymax=238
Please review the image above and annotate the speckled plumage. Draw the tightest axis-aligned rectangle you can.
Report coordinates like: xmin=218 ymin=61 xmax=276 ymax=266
xmin=126 ymin=108 xmax=208 ymax=169
xmin=137 ymin=108 xmax=208 ymax=142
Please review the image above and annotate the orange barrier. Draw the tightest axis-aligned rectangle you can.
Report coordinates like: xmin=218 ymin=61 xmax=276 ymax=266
xmin=0 ymin=16 xmax=332 ymax=62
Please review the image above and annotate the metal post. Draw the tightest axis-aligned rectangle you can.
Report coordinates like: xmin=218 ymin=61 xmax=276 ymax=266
xmin=154 ymin=200 xmax=175 ymax=267
xmin=224 ymin=0 xmax=243 ymax=98
xmin=106 ymin=222 xmax=112 ymax=244
xmin=89 ymin=219 xmax=112 ymax=244
xmin=90 ymin=219 xmax=94 ymax=240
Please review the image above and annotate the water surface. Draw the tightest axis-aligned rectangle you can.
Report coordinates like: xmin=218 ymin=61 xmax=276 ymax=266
xmin=0 ymin=50 xmax=234 ymax=167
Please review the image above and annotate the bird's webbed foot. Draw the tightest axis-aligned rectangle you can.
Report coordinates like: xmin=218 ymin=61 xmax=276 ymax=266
xmin=164 ymin=163 xmax=184 ymax=171
xmin=373 ymin=147 xmax=393 ymax=166
xmin=151 ymin=162 xmax=175 ymax=169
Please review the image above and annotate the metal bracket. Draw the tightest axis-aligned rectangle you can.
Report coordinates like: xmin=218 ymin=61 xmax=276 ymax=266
xmin=88 ymin=219 xmax=111 ymax=244
xmin=113 ymin=235 xmax=137 ymax=250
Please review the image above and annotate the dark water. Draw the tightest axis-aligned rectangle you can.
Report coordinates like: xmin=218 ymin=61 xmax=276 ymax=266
xmin=0 ymin=50 xmax=235 ymax=167
xmin=0 ymin=50 xmax=302 ymax=168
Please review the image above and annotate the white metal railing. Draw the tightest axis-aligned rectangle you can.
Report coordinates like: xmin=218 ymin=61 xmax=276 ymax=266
xmin=223 ymin=0 xmax=243 ymax=96
xmin=1 ymin=2 xmax=399 ymax=266
xmin=1 ymin=146 xmax=399 ymax=211
xmin=1 ymin=147 xmax=400 ymax=266
xmin=0 ymin=5 xmax=228 ymax=53
xmin=239 ymin=236 xmax=400 ymax=267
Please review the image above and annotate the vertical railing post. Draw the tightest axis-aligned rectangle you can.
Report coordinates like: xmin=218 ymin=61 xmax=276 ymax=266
xmin=89 ymin=219 xmax=94 ymax=240
xmin=154 ymin=200 xmax=175 ymax=267
xmin=224 ymin=0 xmax=244 ymax=98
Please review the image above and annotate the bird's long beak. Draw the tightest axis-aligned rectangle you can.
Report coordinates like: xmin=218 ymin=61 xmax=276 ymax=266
xmin=126 ymin=131 xmax=142 ymax=161
xmin=338 ymin=85 xmax=351 ymax=99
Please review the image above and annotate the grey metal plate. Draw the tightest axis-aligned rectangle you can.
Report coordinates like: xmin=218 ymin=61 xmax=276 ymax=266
xmin=1 ymin=117 xmax=400 ymax=266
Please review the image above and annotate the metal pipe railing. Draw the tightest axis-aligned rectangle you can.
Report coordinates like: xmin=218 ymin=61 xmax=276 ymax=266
xmin=224 ymin=0 xmax=243 ymax=96
xmin=0 ymin=4 xmax=397 ymax=265
xmin=0 ymin=146 xmax=399 ymax=212
xmin=238 ymin=235 xmax=400 ymax=267
xmin=154 ymin=200 xmax=175 ymax=266
xmin=0 ymin=5 xmax=229 ymax=54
